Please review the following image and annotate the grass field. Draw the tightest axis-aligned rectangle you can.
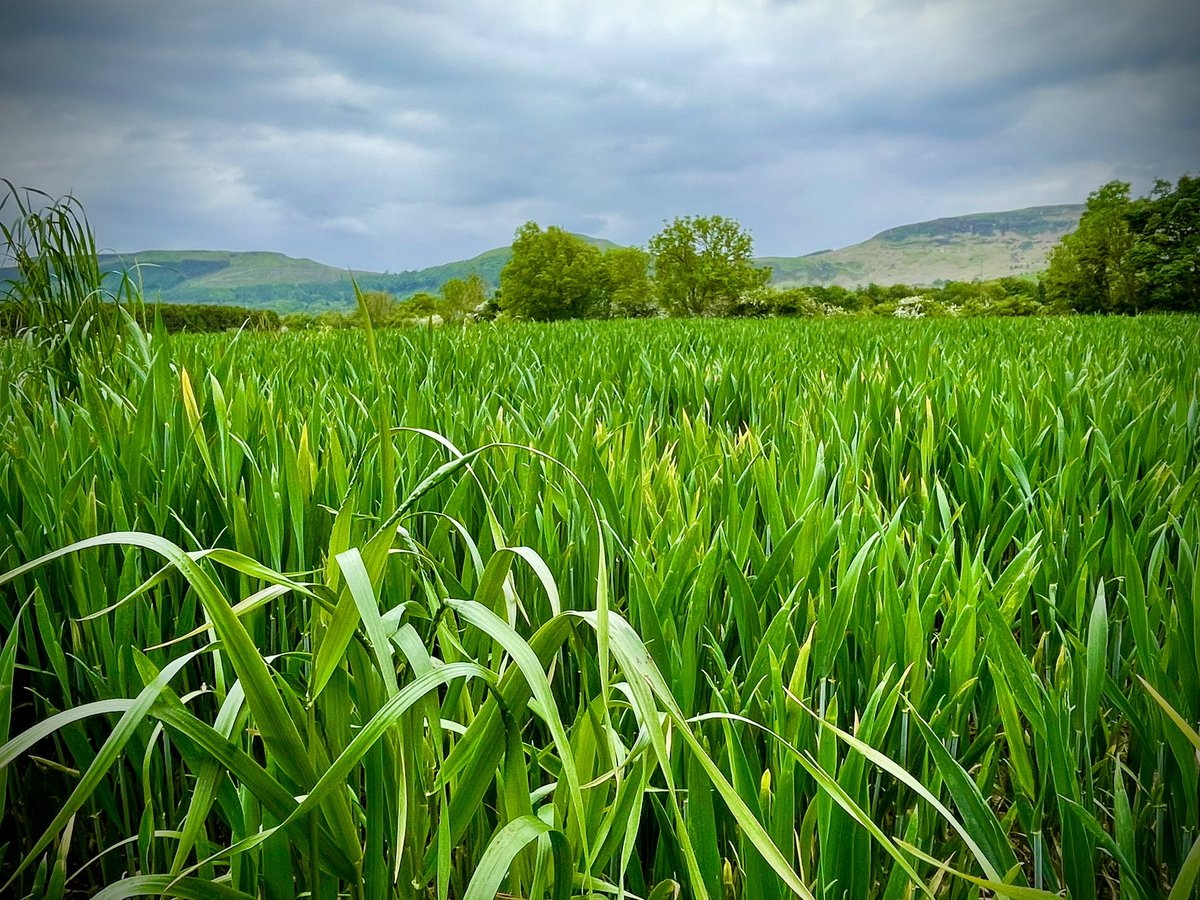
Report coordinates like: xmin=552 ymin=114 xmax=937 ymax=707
xmin=2 ymin=314 xmax=1199 ymax=898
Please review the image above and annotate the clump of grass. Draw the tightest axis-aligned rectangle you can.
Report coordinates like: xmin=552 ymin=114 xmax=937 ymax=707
xmin=1 ymin=180 xmax=144 ymax=397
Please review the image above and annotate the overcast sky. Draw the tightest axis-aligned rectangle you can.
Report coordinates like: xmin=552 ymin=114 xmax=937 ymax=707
xmin=2 ymin=0 xmax=1197 ymax=271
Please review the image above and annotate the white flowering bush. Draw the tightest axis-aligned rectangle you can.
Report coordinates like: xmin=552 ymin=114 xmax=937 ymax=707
xmin=893 ymin=295 xmax=926 ymax=318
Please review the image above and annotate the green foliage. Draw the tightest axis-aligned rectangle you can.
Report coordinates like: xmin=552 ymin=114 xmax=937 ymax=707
xmin=723 ymin=286 xmax=820 ymax=318
xmin=603 ymin=245 xmax=657 ymax=317
xmin=498 ymin=222 xmax=609 ymax=320
xmin=648 ymin=214 xmax=771 ymax=316
xmin=0 ymin=181 xmax=142 ymax=395
xmin=933 ymin=278 xmax=1044 ymax=317
xmin=765 ymin=286 xmax=822 ymax=316
xmin=351 ymin=290 xmax=403 ymax=327
xmin=401 ymin=291 xmax=443 ymax=317
xmin=441 ymin=273 xmax=489 ymax=313
xmin=1041 ymin=174 xmax=1198 ymax=313
xmin=806 ymin=283 xmax=861 ymax=310
xmin=341 ymin=278 xmax=490 ymax=328
xmin=689 ymin=278 xmax=1048 ymax=320
xmin=1126 ymin=175 xmax=1200 ymax=311
xmin=1042 ymin=181 xmax=1137 ymax=312
xmin=132 ymin=302 xmax=280 ymax=333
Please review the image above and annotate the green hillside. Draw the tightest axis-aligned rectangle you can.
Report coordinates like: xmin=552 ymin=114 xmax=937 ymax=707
xmin=1 ymin=207 xmax=1083 ymax=312
xmin=66 ymin=236 xmax=620 ymax=312
xmin=104 ymin=250 xmax=365 ymax=297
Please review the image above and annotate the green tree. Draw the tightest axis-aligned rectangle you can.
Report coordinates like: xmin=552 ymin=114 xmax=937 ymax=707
xmin=1042 ymin=181 xmax=1137 ymax=313
xmin=402 ymin=291 xmax=442 ymax=317
xmin=353 ymin=289 xmax=401 ymax=326
xmin=764 ymin=286 xmax=821 ymax=317
xmin=603 ymin=246 xmax=657 ymax=317
xmin=648 ymin=214 xmax=770 ymax=316
xmin=440 ymin=273 xmax=491 ymax=318
xmin=1126 ymin=175 xmax=1199 ymax=311
xmin=498 ymin=222 xmax=608 ymax=320
xmin=808 ymin=284 xmax=858 ymax=311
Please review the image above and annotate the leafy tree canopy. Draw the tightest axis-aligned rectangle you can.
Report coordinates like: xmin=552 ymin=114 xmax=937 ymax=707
xmin=1042 ymin=181 xmax=1136 ymax=313
xmin=353 ymin=289 xmax=402 ymax=325
xmin=1126 ymin=174 xmax=1199 ymax=311
xmin=498 ymin=222 xmax=607 ymax=320
xmin=603 ymin=246 xmax=656 ymax=318
xmin=440 ymin=273 xmax=491 ymax=318
xmin=1041 ymin=174 xmax=1197 ymax=313
xmin=648 ymin=214 xmax=770 ymax=316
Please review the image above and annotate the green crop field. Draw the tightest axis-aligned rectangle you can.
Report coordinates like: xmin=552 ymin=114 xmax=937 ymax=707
xmin=2 ymin=311 xmax=1199 ymax=897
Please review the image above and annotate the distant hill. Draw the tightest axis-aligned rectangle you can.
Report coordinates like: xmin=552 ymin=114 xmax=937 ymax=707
xmin=759 ymin=204 xmax=1084 ymax=287
xmin=0 ymin=206 xmax=1083 ymax=312
xmin=84 ymin=236 xmax=618 ymax=313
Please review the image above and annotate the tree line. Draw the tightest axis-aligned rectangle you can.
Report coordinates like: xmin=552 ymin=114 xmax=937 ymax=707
xmin=491 ymin=218 xmax=1055 ymax=320
xmin=493 ymin=215 xmax=769 ymax=320
xmin=149 ymin=174 xmax=1200 ymax=326
xmin=1 ymin=301 xmax=281 ymax=336
xmin=137 ymin=174 xmax=1200 ymax=328
xmin=133 ymin=302 xmax=280 ymax=332
xmin=466 ymin=175 xmax=1198 ymax=322
xmin=275 ymin=274 xmax=493 ymax=329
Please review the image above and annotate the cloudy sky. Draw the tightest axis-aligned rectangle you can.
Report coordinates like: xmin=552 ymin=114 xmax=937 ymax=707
xmin=2 ymin=0 xmax=1198 ymax=271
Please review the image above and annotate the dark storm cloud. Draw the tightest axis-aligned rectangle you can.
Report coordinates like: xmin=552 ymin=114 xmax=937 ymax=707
xmin=2 ymin=0 xmax=1197 ymax=270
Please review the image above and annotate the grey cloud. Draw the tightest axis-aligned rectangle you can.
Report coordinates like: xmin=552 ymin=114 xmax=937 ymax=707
xmin=2 ymin=0 xmax=1198 ymax=270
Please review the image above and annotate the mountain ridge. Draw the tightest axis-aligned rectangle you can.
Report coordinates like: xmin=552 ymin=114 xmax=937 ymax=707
xmin=761 ymin=204 xmax=1084 ymax=288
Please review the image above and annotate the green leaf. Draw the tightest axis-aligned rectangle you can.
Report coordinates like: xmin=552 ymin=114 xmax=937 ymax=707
xmin=463 ymin=815 xmax=572 ymax=900
xmin=1169 ymin=833 xmax=1200 ymax=900
xmin=91 ymin=874 xmax=256 ymax=899
xmin=1083 ymin=580 xmax=1108 ymax=731
xmin=1 ymin=647 xmax=204 ymax=891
